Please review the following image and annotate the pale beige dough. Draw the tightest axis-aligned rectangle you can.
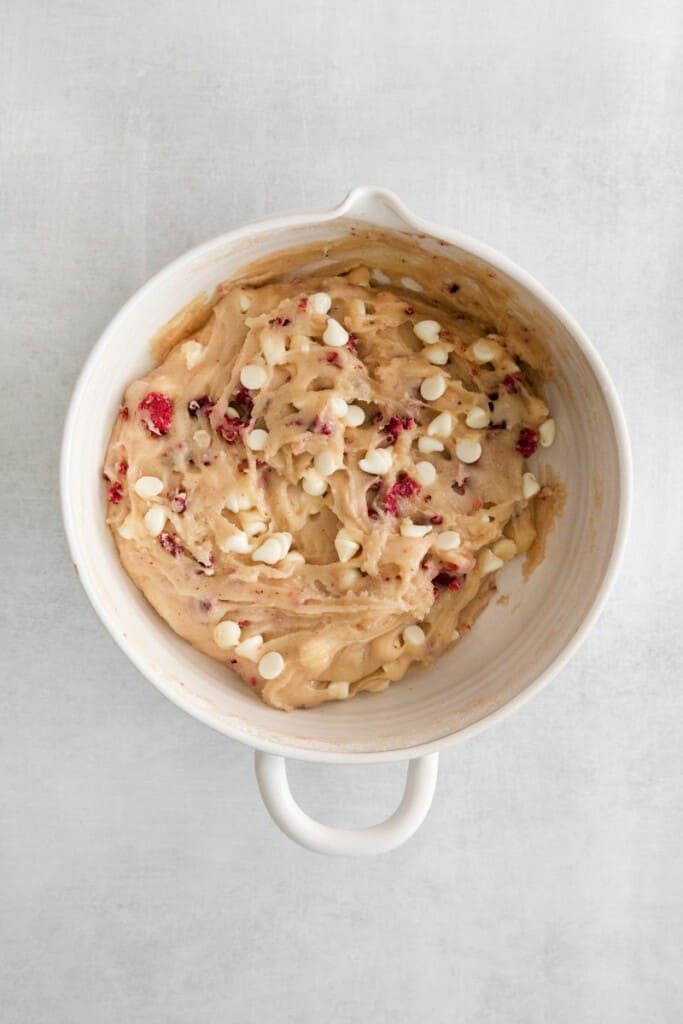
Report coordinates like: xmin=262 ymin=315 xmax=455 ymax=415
xmin=104 ymin=245 xmax=561 ymax=710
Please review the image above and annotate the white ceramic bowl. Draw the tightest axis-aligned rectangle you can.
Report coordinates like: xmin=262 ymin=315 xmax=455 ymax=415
xmin=61 ymin=187 xmax=631 ymax=856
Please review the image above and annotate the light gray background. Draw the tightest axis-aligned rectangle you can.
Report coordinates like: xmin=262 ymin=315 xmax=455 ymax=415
xmin=2 ymin=1 xmax=682 ymax=1021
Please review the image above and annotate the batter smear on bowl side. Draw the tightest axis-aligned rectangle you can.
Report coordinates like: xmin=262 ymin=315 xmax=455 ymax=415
xmin=103 ymin=238 xmax=563 ymax=710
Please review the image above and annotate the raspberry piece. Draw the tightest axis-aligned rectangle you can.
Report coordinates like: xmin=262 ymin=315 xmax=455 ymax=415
xmin=381 ymin=416 xmax=414 ymax=445
xmin=170 ymin=490 xmax=187 ymax=514
xmin=433 ymin=571 xmax=462 ymax=591
xmin=326 ymin=351 xmax=339 ymax=364
xmin=119 ymin=406 xmax=129 ymax=420
xmin=108 ymin=481 xmax=123 ymax=504
xmin=297 ymin=297 xmax=308 ymax=310
xmin=346 ymin=335 xmax=358 ymax=354
xmin=116 ymin=461 xmax=128 ymax=476
xmin=158 ymin=532 xmax=183 ymax=557
xmin=503 ymin=375 xmax=520 ymax=394
xmin=430 ymin=514 xmax=444 ymax=525
xmin=138 ymin=392 xmax=173 ymax=435
xmin=382 ymin=471 xmax=420 ymax=516
xmin=516 ymin=428 xmax=539 ymax=458
xmin=187 ymin=395 xmax=214 ymax=418
xmin=309 ymin=418 xmax=333 ymax=435
xmin=216 ymin=417 xmax=243 ymax=444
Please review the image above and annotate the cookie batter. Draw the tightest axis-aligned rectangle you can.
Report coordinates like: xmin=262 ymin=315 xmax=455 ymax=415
xmin=104 ymin=245 xmax=559 ymax=710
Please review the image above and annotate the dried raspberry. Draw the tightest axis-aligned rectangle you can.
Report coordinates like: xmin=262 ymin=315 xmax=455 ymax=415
xmin=430 ymin=514 xmax=444 ymax=525
xmin=271 ymin=317 xmax=291 ymax=327
xmin=238 ymin=620 xmax=250 ymax=629
xmin=119 ymin=406 xmax=129 ymax=420
xmin=516 ymin=428 xmax=539 ymax=458
xmin=188 ymin=395 xmax=214 ymax=418
xmin=326 ymin=351 xmax=339 ymax=364
xmin=229 ymin=387 xmax=254 ymax=424
xmin=216 ymin=417 xmax=243 ymax=444
xmin=346 ymin=335 xmax=358 ymax=354
xmin=108 ymin=481 xmax=123 ymax=504
xmin=433 ymin=571 xmax=462 ymax=591
xmin=170 ymin=490 xmax=188 ymax=514
xmin=138 ymin=392 xmax=173 ymax=435
xmin=116 ymin=461 xmax=128 ymax=476
xmin=297 ymin=297 xmax=308 ymax=310
xmin=503 ymin=375 xmax=520 ymax=394
xmin=159 ymin=532 xmax=183 ymax=557
xmin=382 ymin=471 xmax=421 ymax=516
xmin=381 ymin=416 xmax=414 ymax=445
xmin=309 ymin=418 xmax=333 ymax=435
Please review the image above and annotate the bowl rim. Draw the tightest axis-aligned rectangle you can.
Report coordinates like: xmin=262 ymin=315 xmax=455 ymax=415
xmin=60 ymin=186 xmax=632 ymax=764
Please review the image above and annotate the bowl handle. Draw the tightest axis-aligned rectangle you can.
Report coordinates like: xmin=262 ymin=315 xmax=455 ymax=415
xmin=254 ymin=751 xmax=439 ymax=856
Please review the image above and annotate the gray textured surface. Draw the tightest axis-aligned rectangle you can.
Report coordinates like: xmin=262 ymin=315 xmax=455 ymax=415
xmin=2 ymin=1 xmax=682 ymax=1021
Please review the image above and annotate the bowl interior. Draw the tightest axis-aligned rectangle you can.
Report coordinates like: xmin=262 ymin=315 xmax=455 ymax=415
xmin=63 ymin=213 xmax=627 ymax=761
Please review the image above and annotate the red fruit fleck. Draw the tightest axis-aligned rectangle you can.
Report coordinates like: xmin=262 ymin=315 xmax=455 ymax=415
xmin=159 ymin=532 xmax=183 ymax=557
xmin=430 ymin=514 xmax=444 ymax=525
xmin=326 ymin=351 xmax=339 ymax=364
xmin=108 ymin=481 xmax=123 ymax=504
xmin=368 ymin=508 xmax=379 ymax=520
xmin=116 ymin=461 xmax=128 ymax=476
xmin=188 ymin=395 xmax=214 ymax=418
xmin=119 ymin=406 xmax=129 ymax=420
xmin=404 ymin=306 xmax=414 ymax=315
xmin=238 ymin=620 xmax=250 ymax=629
xmin=272 ymin=317 xmax=291 ymax=327
xmin=228 ymin=387 xmax=254 ymax=424
xmin=382 ymin=471 xmax=421 ymax=516
xmin=369 ymin=479 xmax=381 ymax=492
xmin=503 ymin=374 xmax=520 ymax=394
xmin=310 ymin=418 xmax=333 ymax=435
xmin=516 ymin=427 xmax=539 ymax=458
xmin=138 ymin=392 xmax=173 ymax=435
xmin=433 ymin=586 xmax=440 ymax=599
xmin=249 ymin=677 xmax=257 ymax=687
xmin=381 ymin=416 xmax=414 ymax=445
xmin=297 ymin=297 xmax=308 ymax=310
xmin=170 ymin=489 xmax=188 ymax=514
xmin=433 ymin=571 xmax=462 ymax=591
xmin=216 ymin=417 xmax=243 ymax=444
xmin=472 ymin=496 xmax=484 ymax=511
xmin=346 ymin=335 xmax=358 ymax=353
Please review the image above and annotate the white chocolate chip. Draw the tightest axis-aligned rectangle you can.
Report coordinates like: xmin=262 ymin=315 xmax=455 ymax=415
xmin=371 ymin=268 xmax=391 ymax=284
xmin=335 ymin=529 xmax=361 ymax=563
xmin=327 ymin=681 xmax=350 ymax=700
xmin=271 ymin=532 xmax=293 ymax=559
xmin=322 ymin=318 xmax=349 ymax=347
xmin=471 ymin=338 xmax=503 ymax=364
xmin=418 ymin=436 xmax=445 ymax=454
xmin=479 ymin=548 xmax=504 ymax=575
xmin=433 ymin=530 xmax=461 ymax=553
xmin=427 ymin=411 xmax=453 ymax=438
xmin=225 ymin=492 xmax=253 ymax=513
xmin=252 ymin=538 xmax=284 ymax=565
xmin=455 ymin=438 xmax=482 ymax=464
xmin=403 ymin=624 xmax=426 ymax=647
xmin=181 ymin=340 xmax=205 ymax=370
xmin=492 ymin=537 xmax=517 ymax=561
xmin=426 ymin=345 xmax=449 ymax=365
xmin=241 ymin=512 xmax=267 ymax=536
xmin=134 ymin=475 xmax=163 ymax=499
xmin=143 ymin=506 xmax=166 ymax=537
xmin=235 ymin=634 xmax=263 ymax=660
xmin=413 ymin=320 xmax=441 ymax=345
xmin=420 ymin=374 xmax=447 ymax=402
xmin=225 ymin=406 xmax=239 ymax=417
xmin=214 ymin=620 xmax=241 ymax=649
xmin=246 ymin=428 xmax=269 ymax=452
xmin=329 ymin=396 xmax=349 ymax=417
xmin=314 ymin=451 xmax=339 ymax=477
xmin=238 ymin=292 xmax=252 ymax=313
xmin=310 ymin=292 xmax=332 ymax=315
xmin=193 ymin=429 xmax=211 ymax=449
xmin=219 ymin=530 xmax=252 ymax=554
xmin=402 ymin=276 xmax=422 ymax=291
xmin=302 ymin=468 xmax=328 ymax=496
xmin=539 ymin=418 xmax=556 ymax=447
xmin=400 ymin=521 xmax=432 ymax=538
xmin=262 ymin=333 xmax=287 ymax=366
xmin=415 ymin=461 xmax=437 ymax=486
xmin=338 ymin=567 xmax=361 ymax=588
xmin=284 ymin=551 xmax=306 ymax=568
xmin=358 ymin=449 xmax=393 ymax=475
xmin=522 ymin=472 xmax=541 ymax=499
xmin=466 ymin=407 xmax=490 ymax=429
xmin=240 ymin=364 xmax=267 ymax=390
xmin=259 ymin=651 xmax=285 ymax=680
xmin=118 ymin=514 xmax=137 ymax=540
xmin=290 ymin=334 xmax=312 ymax=353
xmin=344 ymin=404 xmax=366 ymax=427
